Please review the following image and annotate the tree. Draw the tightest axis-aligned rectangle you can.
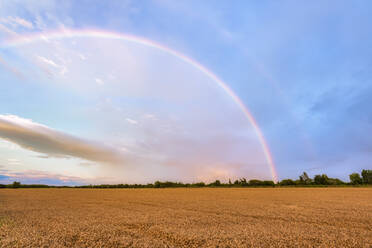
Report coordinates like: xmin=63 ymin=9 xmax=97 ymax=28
xmin=361 ymin=170 xmax=372 ymax=184
xmin=154 ymin=181 xmax=161 ymax=188
xmin=279 ymin=179 xmax=296 ymax=186
xmin=314 ymin=174 xmax=330 ymax=185
xmin=327 ymin=178 xmax=344 ymax=185
xmin=248 ymin=179 xmax=262 ymax=186
xmin=262 ymin=181 xmax=275 ymax=187
xmin=11 ymin=181 xmax=21 ymax=188
xmin=209 ymin=180 xmax=221 ymax=187
xmin=299 ymin=172 xmax=312 ymax=184
xmin=349 ymin=173 xmax=362 ymax=185
xmin=241 ymin=178 xmax=249 ymax=186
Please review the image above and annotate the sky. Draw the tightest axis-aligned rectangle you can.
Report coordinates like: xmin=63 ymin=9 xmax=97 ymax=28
xmin=0 ymin=0 xmax=371 ymax=185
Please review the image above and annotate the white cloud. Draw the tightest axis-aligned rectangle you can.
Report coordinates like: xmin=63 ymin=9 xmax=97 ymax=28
xmin=95 ymin=78 xmax=104 ymax=85
xmin=79 ymin=54 xmax=86 ymax=60
xmin=35 ymin=15 xmax=47 ymax=30
xmin=37 ymin=56 xmax=59 ymax=68
xmin=7 ymin=158 xmax=21 ymax=165
xmin=7 ymin=158 xmax=19 ymax=162
xmin=143 ymin=114 xmax=156 ymax=120
xmin=126 ymin=118 xmax=138 ymax=125
xmin=0 ymin=23 xmax=18 ymax=36
xmin=0 ymin=16 xmax=33 ymax=29
xmin=35 ymin=55 xmax=68 ymax=76
xmin=40 ymin=35 xmax=50 ymax=43
xmin=0 ymin=55 xmax=24 ymax=79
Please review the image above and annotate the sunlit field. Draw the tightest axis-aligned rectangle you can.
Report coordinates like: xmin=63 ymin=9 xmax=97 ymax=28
xmin=0 ymin=188 xmax=371 ymax=247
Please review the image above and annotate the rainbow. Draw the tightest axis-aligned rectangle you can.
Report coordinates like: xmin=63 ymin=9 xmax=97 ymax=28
xmin=0 ymin=29 xmax=279 ymax=183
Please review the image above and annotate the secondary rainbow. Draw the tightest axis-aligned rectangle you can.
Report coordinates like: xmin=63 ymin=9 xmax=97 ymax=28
xmin=0 ymin=28 xmax=279 ymax=183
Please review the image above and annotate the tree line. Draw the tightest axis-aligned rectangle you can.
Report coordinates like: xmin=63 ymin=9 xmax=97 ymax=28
xmin=0 ymin=169 xmax=371 ymax=188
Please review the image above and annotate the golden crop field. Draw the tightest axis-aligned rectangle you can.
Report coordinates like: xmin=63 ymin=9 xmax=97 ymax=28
xmin=0 ymin=188 xmax=371 ymax=247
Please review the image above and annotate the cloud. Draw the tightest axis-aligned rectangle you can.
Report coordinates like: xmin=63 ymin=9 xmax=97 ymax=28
xmin=7 ymin=159 xmax=19 ymax=162
xmin=0 ymin=23 xmax=18 ymax=36
xmin=0 ymin=115 xmax=130 ymax=165
xmin=7 ymin=158 xmax=21 ymax=165
xmin=0 ymin=55 xmax=24 ymax=79
xmin=0 ymin=174 xmax=10 ymax=181
xmin=95 ymin=78 xmax=104 ymax=85
xmin=79 ymin=54 xmax=87 ymax=60
xmin=126 ymin=118 xmax=138 ymax=125
xmin=37 ymin=56 xmax=59 ymax=68
xmin=143 ymin=114 xmax=156 ymax=120
xmin=35 ymin=55 xmax=68 ymax=76
xmin=0 ymin=16 xmax=33 ymax=29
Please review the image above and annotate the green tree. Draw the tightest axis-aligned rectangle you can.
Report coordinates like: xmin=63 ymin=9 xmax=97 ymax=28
xmin=279 ymin=179 xmax=296 ymax=186
xmin=361 ymin=170 xmax=372 ymax=184
xmin=239 ymin=178 xmax=248 ymax=186
xmin=209 ymin=180 xmax=221 ymax=187
xmin=154 ymin=181 xmax=161 ymax=188
xmin=11 ymin=181 xmax=21 ymax=188
xmin=262 ymin=181 xmax=275 ymax=187
xmin=349 ymin=173 xmax=362 ymax=185
xmin=248 ymin=179 xmax=262 ymax=186
xmin=299 ymin=172 xmax=312 ymax=184
xmin=314 ymin=174 xmax=330 ymax=185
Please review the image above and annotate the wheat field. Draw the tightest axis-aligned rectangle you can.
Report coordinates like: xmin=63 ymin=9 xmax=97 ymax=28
xmin=0 ymin=188 xmax=371 ymax=247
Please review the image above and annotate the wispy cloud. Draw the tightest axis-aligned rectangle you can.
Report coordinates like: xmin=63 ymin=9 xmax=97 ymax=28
xmin=0 ymin=55 xmax=24 ymax=79
xmin=35 ymin=55 xmax=68 ymax=76
xmin=7 ymin=158 xmax=21 ymax=165
xmin=0 ymin=115 xmax=129 ymax=165
xmin=0 ymin=16 xmax=33 ymax=29
xmin=37 ymin=56 xmax=59 ymax=68
xmin=95 ymin=78 xmax=104 ymax=85
xmin=126 ymin=118 xmax=138 ymax=125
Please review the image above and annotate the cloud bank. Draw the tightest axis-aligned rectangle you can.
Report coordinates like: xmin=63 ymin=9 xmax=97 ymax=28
xmin=0 ymin=115 xmax=127 ymax=165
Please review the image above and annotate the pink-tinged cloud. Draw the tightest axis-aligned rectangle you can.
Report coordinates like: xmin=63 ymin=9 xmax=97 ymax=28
xmin=0 ymin=114 xmax=129 ymax=165
xmin=0 ymin=56 xmax=24 ymax=79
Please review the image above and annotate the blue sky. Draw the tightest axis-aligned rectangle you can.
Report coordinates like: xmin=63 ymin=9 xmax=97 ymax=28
xmin=0 ymin=0 xmax=371 ymax=184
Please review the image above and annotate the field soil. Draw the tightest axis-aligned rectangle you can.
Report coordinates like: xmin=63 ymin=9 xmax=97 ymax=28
xmin=0 ymin=188 xmax=371 ymax=247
